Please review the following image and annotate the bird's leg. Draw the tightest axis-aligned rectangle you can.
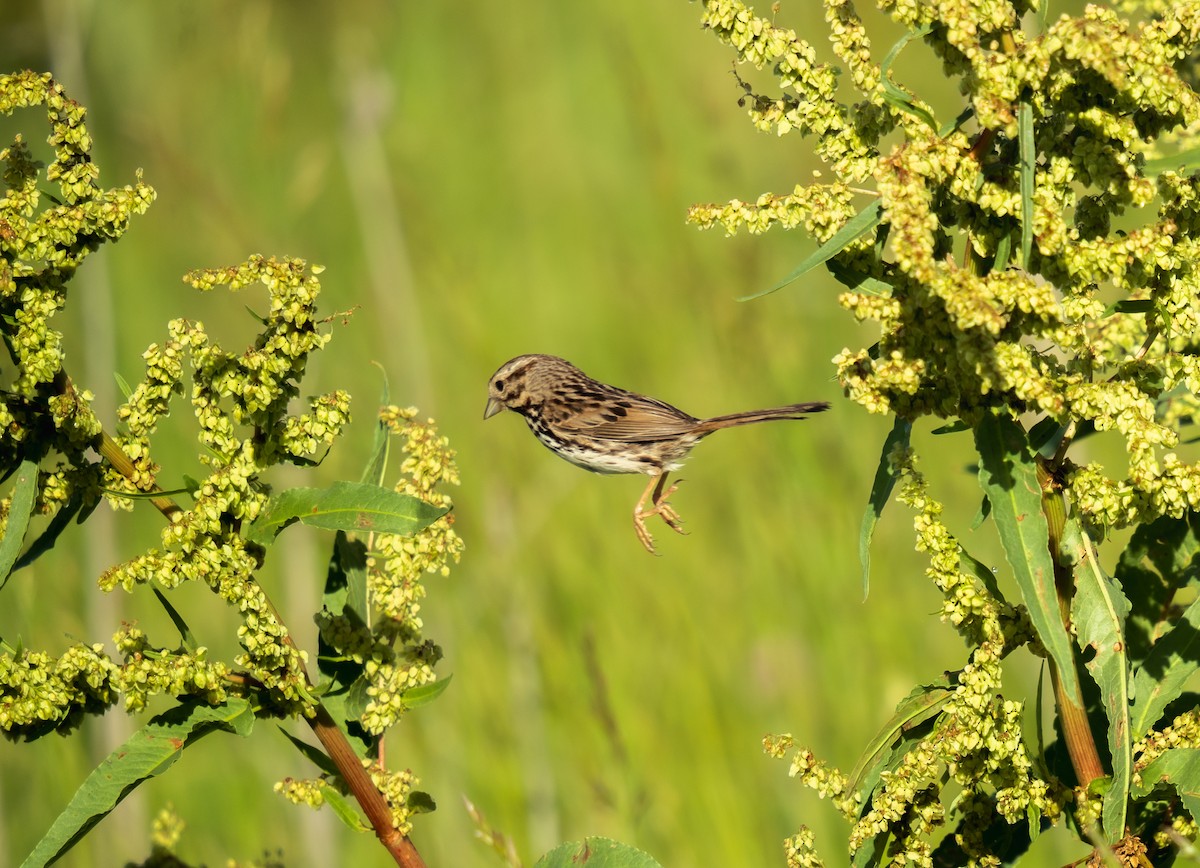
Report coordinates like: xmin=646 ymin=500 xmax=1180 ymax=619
xmin=633 ymin=472 xmax=687 ymax=554
xmin=650 ymin=473 xmax=685 ymax=533
xmin=632 ymin=473 xmax=661 ymax=553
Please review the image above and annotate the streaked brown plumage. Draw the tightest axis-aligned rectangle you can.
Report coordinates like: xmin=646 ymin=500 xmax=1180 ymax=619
xmin=484 ymin=354 xmax=829 ymax=553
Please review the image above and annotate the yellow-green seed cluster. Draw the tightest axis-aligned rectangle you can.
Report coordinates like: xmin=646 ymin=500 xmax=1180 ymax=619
xmin=0 ymin=642 xmax=118 ymax=738
xmin=276 ymin=760 xmax=419 ymax=836
xmin=1 ymin=74 xmax=351 ymax=727
xmin=100 ymin=256 xmax=349 ymax=711
xmin=1133 ymin=707 xmax=1200 ymax=782
xmin=0 ymin=71 xmax=154 ymax=539
xmin=765 ymin=449 xmax=1069 ymax=860
xmin=0 ymin=72 xmax=455 ymax=846
xmin=0 ymin=628 xmax=229 ymax=737
xmin=782 ymin=827 xmax=824 ymax=868
xmin=315 ymin=407 xmax=462 ymax=736
xmin=695 ymin=1 xmax=1200 ymax=536
xmin=365 ymin=758 xmax=420 ymax=835
xmin=274 ymin=775 xmax=331 ymax=810
xmin=150 ymin=806 xmax=185 ymax=851
xmin=113 ymin=627 xmax=229 ymax=713
xmin=698 ymin=0 xmax=1200 ymax=859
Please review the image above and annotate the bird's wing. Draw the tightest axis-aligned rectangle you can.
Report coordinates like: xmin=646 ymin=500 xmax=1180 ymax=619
xmin=549 ymin=395 xmax=698 ymax=441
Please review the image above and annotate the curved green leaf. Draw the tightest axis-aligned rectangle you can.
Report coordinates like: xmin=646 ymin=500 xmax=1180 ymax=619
xmin=1067 ymin=520 xmax=1131 ymax=841
xmin=246 ymin=480 xmax=447 ymax=545
xmin=826 ymin=260 xmax=893 ymax=297
xmin=401 ymin=675 xmax=452 ymax=710
xmin=974 ymin=411 xmax=1078 ymax=698
xmin=1143 ymin=146 xmax=1200 ymax=177
xmin=151 ymin=588 xmax=197 ymax=652
xmin=1130 ymin=597 xmax=1200 ymax=740
xmin=739 ymin=202 xmax=883 ymax=301
xmin=12 ymin=487 xmax=93 ymax=574
xmin=1134 ymin=748 xmax=1200 ymax=823
xmin=848 ymin=679 xmax=952 ymax=806
xmin=535 ymin=837 xmax=663 ymax=868
xmin=21 ymin=699 xmax=253 ymax=868
xmin=879 ymin=24 xmax=937 ymax=129
xmin=278 ymin=726 xmax=339 ymax=777
xmin=0 ymin=459 xmax=38 ymax=589
xmin=360 ymin=362 xmax=392 ymax=487
xmin=1018 ymin=96 xmax=1035 ymax=268
xmin=860 ymin=418 xmax=911 ymax=599
xmin=324 ymin=787 xmax=371 ymax=833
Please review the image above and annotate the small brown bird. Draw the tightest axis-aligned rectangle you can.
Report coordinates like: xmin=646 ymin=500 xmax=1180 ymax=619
xmin=484 ymin=354 xmax=829 ymax=553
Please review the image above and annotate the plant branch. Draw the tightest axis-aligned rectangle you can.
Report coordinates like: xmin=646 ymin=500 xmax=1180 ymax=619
xmin=307 ymin=704 xmax=426 ymax=867
xmin=1037 ymin=462 xmax=1106 ymax=788
xmin=96 ymin=431 xmax=183 ymax=520
xmin=93 ymin=410 xmax=427 ymax=868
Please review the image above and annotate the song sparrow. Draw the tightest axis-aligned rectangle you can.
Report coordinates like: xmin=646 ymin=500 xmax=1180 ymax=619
xmin=484 ymin=354 xmax=829 ymax=553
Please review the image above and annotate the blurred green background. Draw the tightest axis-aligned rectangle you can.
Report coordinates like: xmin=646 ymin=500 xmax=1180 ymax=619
xmin=1 ymin=2 xmax=1096 ymax=866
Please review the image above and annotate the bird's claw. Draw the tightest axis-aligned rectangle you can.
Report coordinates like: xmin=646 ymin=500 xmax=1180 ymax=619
xmin=633 ymin=479 xmax=688 ymax=554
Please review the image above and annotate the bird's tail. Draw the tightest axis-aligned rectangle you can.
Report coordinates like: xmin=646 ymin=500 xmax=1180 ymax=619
xmin=695 ymin=401 xmax=830 ymax=434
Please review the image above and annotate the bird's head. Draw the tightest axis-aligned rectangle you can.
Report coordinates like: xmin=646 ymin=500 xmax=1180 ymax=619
xmin=484 ymin=354 xmax=576 ymax=419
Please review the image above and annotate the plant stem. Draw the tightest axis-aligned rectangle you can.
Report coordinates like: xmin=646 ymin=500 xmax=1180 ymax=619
xmin=1037 ymin=462 xmax=1106 ymax=787
xmin=97 ymin=431 xmax=183 ymax=520
xmin=307 ymin=704 xmax=427 ymax=867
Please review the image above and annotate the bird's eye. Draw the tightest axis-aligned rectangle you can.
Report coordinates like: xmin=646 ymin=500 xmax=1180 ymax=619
xmin=494 ymin=377 xmax=505 ymax=392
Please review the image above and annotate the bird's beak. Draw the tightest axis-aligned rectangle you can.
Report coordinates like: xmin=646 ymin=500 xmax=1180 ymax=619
xmin=484 ymin=396 xmax=504 ymax=420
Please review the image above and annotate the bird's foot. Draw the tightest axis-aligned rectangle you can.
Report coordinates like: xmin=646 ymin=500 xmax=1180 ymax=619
xmin=633 ymin=511 xmax=659 ymax=555
xmin=633 ymin=479 xmax=687 ymax=554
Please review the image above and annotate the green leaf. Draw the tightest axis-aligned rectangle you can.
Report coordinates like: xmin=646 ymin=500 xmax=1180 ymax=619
xmin=408 ymin=790 xmax=436 ymax=814
xmin=400 ymin=675 xmax=452 ymax=710
xmin=534 ymin=837 xmax=663 ymax=868
xmin=847 ymin=679 xmax=952 ymax=806
xmin=992 ymin=229 xmax=1013 ymax=273
xmin=1028 ymin=415 xmax=1064 ymax=453
xmin=960 ymin=547 xmax=1006 ymax=604
xmin=99 ymin=485 xmax=192 ymax=501
xmin=243 ymin=304 xmax=269 ymax=325
xmin=12 ymin=488 xmax=95 ymax=573
xmin=323 ymin=787 xmax=371 ymax=833
xmin=879 ymin=25 xmax=937 ymax=129
xmin=1018 ymin=96 xmax=1035 ymax=269
xmin=113 ymin=372 xmax=133 ymax=400
xmin=20 ymin=699 xmax=254 ymax=868
xmin=151 ymin=588 xmax=197 ymax=652
xmin=930 ymin=420 xmax=969 ymax=435
xmin=1133 ymin=748 xmax=1200 ymax=823
xmin=1130 ymin=597 xmax=1200 ymax=740
xmin=319 ymin=532 xmax=368 ymax=655
xmin=0 ymin=460 xmax=38 ymax=589
xmin=1033 ymin=662 xmax=1049 ymax=783
xmin=860 ymin=418 xmax=911 ymax=600
xmin=245 ymin=481 xmax=447 ymax=545
xmin=938 ymin=105 xmax=975 ymax=139
xmin=1143 ymin=145 xmax=1200 ymax=177
xmin=278 ymin=726 xmax=339 ymax=777
xmin=1117 ymin=514 xmax=1200 ymax=666
xmin=826 ymin=259 xmax=894 ymax=297
xmin=360 ymin=363 xmax=392 ymax=487
xmin=1102 ymin=298 xmax=1154 ymax=317
xmin=970 ymin=494 xmax=991 ymax=530
xmin=974 ymin=411 xmax=1079 ymax=698
xmin=739 ymin=202 xmax=883 ymax=301
xmin=334 ymin=532 xmax=370 ymax=624
xmin=1066 ymin=519 xmax=1131 ymax=842
xmin=316 ymin=532 xmax=374 ymax=753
